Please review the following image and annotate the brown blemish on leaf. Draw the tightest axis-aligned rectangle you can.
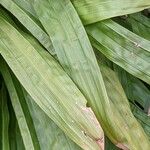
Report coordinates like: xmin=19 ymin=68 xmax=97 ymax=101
xmin=96 ymin=137 xmax=105 ymax=150
xmin=81 ymin=106 xmax=104 ymax=149
xmin=116 ymin=143 xmax=129 ymax=150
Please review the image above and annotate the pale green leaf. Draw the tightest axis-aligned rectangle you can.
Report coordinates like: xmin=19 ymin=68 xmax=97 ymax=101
xmin=0 ymin=17 xmax=103 ymax=150
xmin=33 ymin=0 xmax=150 ymax=149
xmin=72 ymin=0 xmax=150 ymax=24
xmin=23 ymin=89 xmax=82 ymax=150
xmin=86 ymin=20 xmax=150 ymax=85
xmin=99 ymin=63 xmax=150 ymax=150
xmin=0 ymin=59 xmax=37 ymax=150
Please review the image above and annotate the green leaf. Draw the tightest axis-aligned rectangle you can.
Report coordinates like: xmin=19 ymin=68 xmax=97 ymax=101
xmin=86 ymin=20 xmax=150 ymax=85
xmin=114 ymin=65 xmax=150 ymax=114
xmin=0 ymin=83 xmax=10 ymax=150
xmin=0 ymin=16 xmax=103 ymax=150
xmin=0 ymin=58 xmax=38 ymax=150
xmin=33 ymin=0 xmax=150 ymax=149
xmin=23 ymin=89 xmax=82 ymax=150
xmin=128 ymin=13 xmax=150 ymax=40
xmin=72 ymin=0 xmax=150 ymax=24
xmin=12 ymin=0 xmax=37 ymax=18
xmin=130 ymin=103 xmax=150 ymax=140
xmin=98 ymin=62 xmax=150 ymax=150
xmin=7 ymin=99 xmax=18 ymax=150
xmin=0 ymin=0 xmax=54 ymax=55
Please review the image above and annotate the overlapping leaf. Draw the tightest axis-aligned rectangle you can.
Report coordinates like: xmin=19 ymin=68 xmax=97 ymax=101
xmin=86 ymin=20 xmax=150 ymax=85
xmin=127 ymin=13 xmax=150 ymax=40
xmin=0 ymin=0 xmax=150 ymax=149
xmin=130 ymin=103 xmax=150 ymax=140
xmin=33 ymin=0 xmax=150 ymax=149
xmin=23 ymin=89 xmax=82 ymax=150
xmin=0 ymin=0 xmax=54 ymax=55
xmin=114 ymin=65 xmax=150 ymax=114
xmin=72 ymin=0 xmax=150 ymax=24
xmin=0 ymin=83 xmax=10 ymax=150
xmin=0 ymin=58 xmax=38 ymax=150
xmin=0 ymin=16 xmax=103 ymax=150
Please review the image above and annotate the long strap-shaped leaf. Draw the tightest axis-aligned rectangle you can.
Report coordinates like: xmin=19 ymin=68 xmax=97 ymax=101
xmin=2 ymin=62 xmax=81 ymax=150
xmin=0 ymin=59 xmax=38 ymax=150
xmin=0 ymin=17 xmax=103 ymax=150
xmin=10 ymin=0 xmax=150 ymax=25
xmin=0 ymin=83 xmax=10 ymax=150
xmin=72 ymin=0 xmax=150 ymax=24
xmin=33 ymin=0 xmax=150 ymax=149
xmin=0 ymin=0 xmax=54 ymax=55
xmin=12 ymin=0 xmax=37 ymax=18
xmin=114 ymin=65 xmax=150 ymax=114
xmin=127 ymin=13 xmax=150 ymax=40
xmin=33 ymin=0 xmax=119 ymax=146
xmin=86 ymin=20 xmax=150 ymax=85
xmin=99 ymin=63 xmax=150 ymax=149
xmin=130 ymin=103 xmax=150 ymax=140
xmin=23 ymin=89 xmax=82 ymax=150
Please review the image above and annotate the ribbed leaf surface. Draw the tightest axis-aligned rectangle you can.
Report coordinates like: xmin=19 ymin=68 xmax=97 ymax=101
xmin=130 ymin=103 xmax=150 ymax=140
xmin=72 ymin=0 xmax=150 ymax=24
xmin=98 ymin=63 xmax=150 ymax=150
xmin=0 ymin=0 xmax=54 ymax=54
xmin=0 ymin=59 xmax=36 ymax=150
xmin=114 ymin=65 xmax=150 ymax=114
xmin=128 ymin=13 xmax=150 ymax=40
xmin=86 ymin=20 xmax=150 ymax=84
xmin=33 ymin=0 xmax=150 ymax=149
xmin=0 ymin=17 xmax=103 ymax=150
xmin=0 ymin=83 xmax=10 ymax=150
xmin=23 ymin=90 xmax=82 ymax=150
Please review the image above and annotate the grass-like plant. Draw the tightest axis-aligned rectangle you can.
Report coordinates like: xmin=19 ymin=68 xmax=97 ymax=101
xmin=0 ymin=0 xmax=150 ymax=149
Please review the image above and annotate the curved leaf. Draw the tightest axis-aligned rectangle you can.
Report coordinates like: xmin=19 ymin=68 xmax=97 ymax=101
xmin=72 ymin=0 xmax=150 ymax=24
xmin=114 ymin=65 xmax=150 ymax=114
xmin=0 ymin=83 xmax=10 ymax=150
xmin=0 ymin=59 xmax=38 ymax=150
xmin=86 ymin=20 xmax=150 ymax=84
xmin=0 ymin=17 xmax=103 ymax=150
xmin=23 ymin=89 xmax=82 ymax=150
xmin=33 ymin=0 xmax=150 ymax=149
xmin=0 ymin=0 xmax=54 ymax=54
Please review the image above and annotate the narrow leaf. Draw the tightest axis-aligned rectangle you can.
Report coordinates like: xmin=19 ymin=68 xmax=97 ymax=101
xmin=0 ymin=59 xmax=37 ymax=150
xmin=0 ymin=83 xmax=10 ymax=150
xmin=0 ymin=0 xmax=54 ymax=54
xmin=23 ymin=89 xmax=82 ymax=150
xmin=0 ymin=17 xmax=103 ymax=150
xmin=86 ymin=20 xmax=150 ymax=84
xmin=72 ymin=0 xmax=150 ymax=24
